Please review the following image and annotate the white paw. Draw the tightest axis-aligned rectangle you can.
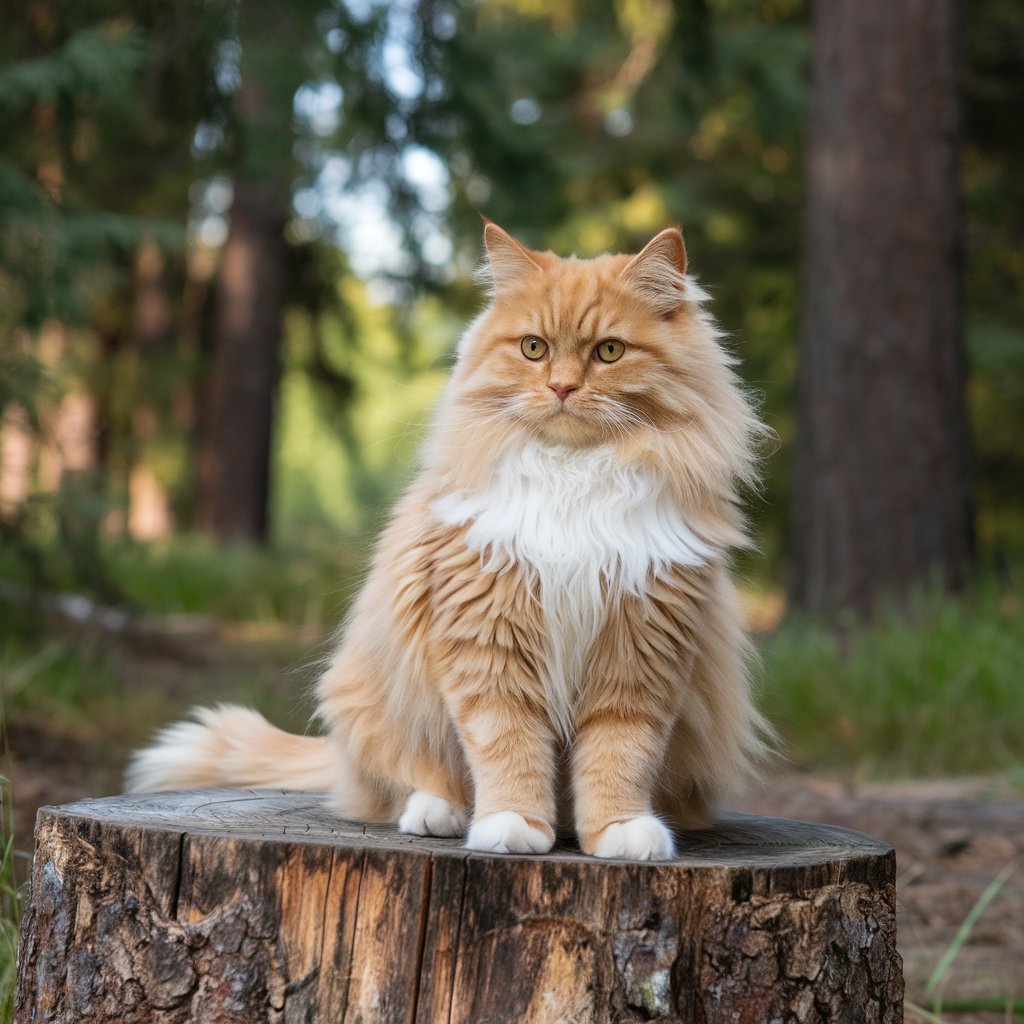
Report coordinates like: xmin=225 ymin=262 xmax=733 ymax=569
xmin=466 ymin=812 xmax=553 ymax=854
xmin=397 ymin=791 xmax=468 ymax=838
xmin=592 ymin=815 xmax=676 ymax=860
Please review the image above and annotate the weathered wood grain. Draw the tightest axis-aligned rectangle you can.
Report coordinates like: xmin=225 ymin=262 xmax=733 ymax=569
xmin=15 ymin=790 xmax=904 ymax=1023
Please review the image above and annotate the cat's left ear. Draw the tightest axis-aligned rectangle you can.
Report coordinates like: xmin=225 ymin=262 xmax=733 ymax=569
xmin=620 ymin=227 xmax=688 ymax=317
xmin=481 ymin=219 xmax=544 ymax=293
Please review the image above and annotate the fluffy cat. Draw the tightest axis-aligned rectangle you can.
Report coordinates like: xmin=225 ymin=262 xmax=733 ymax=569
xmin=127 ymin=222 xmax=770 ymax=860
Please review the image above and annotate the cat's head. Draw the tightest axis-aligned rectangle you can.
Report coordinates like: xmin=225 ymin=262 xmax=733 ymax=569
xmin=433 ymin=222 xmax=761 ymax=528
xmin=450 ymin=222 xmax=725 ymax=447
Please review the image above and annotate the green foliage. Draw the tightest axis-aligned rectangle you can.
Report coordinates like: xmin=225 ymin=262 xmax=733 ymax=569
xmin=274 ymin=280 xmax=458 ymax=537
xmin=0 ymin=3 xmax=230 ymax=597
xmin=2 ymin=0 xmax=1020 ymax=575
xmin=0 ymin=465 xmax=124 ymax=604
xmin=759 ymin=578 xmax=1024 ymax=776
xmin=0 ymin=18 xmax=169 ymax=329
xmin=0 ymin=24 xmax=147 ymax=109
xmin=0 ymin=0 xmax=229 ymax=331
xmin=964 ymin=0 xmax=1024 ymax=557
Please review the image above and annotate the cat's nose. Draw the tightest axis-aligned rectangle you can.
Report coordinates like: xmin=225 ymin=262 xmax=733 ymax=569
xmin=549 ymin=383 xmax=578 ymax=402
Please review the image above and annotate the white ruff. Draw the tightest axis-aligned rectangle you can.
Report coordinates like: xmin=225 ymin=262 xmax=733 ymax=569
xmin=431 ymin=442 xmax=712 ymax=739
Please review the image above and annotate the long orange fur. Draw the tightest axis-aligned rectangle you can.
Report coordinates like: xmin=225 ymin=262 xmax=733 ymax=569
xmin=128 ymin=223 xmax=771 ymax=860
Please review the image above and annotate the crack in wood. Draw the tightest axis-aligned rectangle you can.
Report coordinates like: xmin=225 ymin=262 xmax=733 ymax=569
xmin=445 ymin=855 xmax=471 ymax=1024
xmin=408 ymin=855 xmax=433 ymax=1024
xmin=339 ymin=848 xmax=368 ymax=1024
xmin=169 ymin=831 xmax=185 ymax=921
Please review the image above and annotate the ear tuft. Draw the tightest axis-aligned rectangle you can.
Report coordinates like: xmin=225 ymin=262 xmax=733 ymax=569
xmin=479 ymin=221 xmax=544 ymax=294
xmin=620 ymin=227 xmax=688 ymax=316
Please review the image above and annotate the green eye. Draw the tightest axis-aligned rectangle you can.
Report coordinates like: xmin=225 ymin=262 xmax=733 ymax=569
xmin=595 ymin=338 xmax=626 ymax=363
xmin=521 ymin=335 xmax=548 ymax=361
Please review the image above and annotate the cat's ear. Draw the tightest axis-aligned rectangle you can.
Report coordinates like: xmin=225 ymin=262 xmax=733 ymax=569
xmin=481 ymin=220 xmax=544 ymax=293
xmin=620 ymin=227 xmax=688 ymax=317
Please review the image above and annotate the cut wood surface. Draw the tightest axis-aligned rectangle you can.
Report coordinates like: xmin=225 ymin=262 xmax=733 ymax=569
xmin=16 ymin=790 xmax=904 ymax=1023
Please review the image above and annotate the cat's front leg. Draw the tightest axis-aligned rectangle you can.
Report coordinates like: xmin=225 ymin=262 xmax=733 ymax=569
xmin=438 ymin=657 xmax=557 ymax=853
xmin=572 ymin=703 xmax=678 ymax=860
xmin=454 ymin=687 xmax=557 ymax=854
xmin=428 ymin=551 xmax=558 ymax=854
xmin=573 ymin=590 xmax=697 ymax=860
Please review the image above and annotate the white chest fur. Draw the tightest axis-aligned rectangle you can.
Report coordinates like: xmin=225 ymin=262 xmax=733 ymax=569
xmin=431 ymin=441 xmax=711 ymax=738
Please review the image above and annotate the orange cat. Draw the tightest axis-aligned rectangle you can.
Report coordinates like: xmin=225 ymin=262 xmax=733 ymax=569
xmin=128 ymin=223 xmax=771 ymax=859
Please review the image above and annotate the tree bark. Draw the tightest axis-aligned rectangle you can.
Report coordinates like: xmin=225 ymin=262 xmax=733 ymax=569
xmin=16 ymin=791 xmax=904 ymax=1023
xmin=194 ymin=180 xmax=287 ymax=543
xmin=790 ymin=0 xmax=975 ymax=618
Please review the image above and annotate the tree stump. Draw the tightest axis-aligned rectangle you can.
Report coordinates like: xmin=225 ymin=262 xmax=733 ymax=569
xmin=15 ymin=790 xmax=904 ymax=1023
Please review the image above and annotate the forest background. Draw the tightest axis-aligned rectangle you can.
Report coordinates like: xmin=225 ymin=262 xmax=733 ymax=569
xmin=2 ymin=0 xmax=1023 ymax=790
xmin=2 ymin=0 xmax=1023 ymax=773
xmin=1 ymin=0 xmax=1023 ymax=1017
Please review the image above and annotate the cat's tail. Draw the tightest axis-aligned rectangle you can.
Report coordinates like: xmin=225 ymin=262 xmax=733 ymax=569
xmin=125 ymin=704 xmax=342 ymax=794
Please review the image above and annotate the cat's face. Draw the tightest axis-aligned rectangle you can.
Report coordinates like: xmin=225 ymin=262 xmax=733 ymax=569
xmin=455 ymin=224 xmax=707 ymax=448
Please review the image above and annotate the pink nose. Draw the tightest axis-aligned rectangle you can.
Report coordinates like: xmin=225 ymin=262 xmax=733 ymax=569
xmin=549 ymin=384 xmax=577 ymax=402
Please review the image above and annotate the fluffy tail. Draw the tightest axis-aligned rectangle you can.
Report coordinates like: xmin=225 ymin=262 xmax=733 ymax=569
xmin=125 ymin=704 xmax=340 ymax=794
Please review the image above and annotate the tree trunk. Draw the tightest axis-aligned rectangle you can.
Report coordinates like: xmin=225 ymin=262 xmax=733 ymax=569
xmin=36 ymin=321 xmax=100 ymax=493
xmin=194 ymin=180 xmax=287 ymax=543
xmin=16 ymin=791 xmax=904 ymax=1023
xmin=0 ymin=403 xmax=34 ymax=517
xmin=128 ymin=238 xmax=177 ymax=540
xmin=790 ymin=0 xmax=975 ymax=618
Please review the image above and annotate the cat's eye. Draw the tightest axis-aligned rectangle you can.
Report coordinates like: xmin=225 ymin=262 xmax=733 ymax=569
xmin=595 ymin=338 xmax=626 ymax=363
xmin=521 ymin=335 xmax=548 ymax=361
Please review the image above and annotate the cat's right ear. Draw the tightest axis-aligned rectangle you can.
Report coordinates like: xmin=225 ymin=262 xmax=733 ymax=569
xmin=480 ymin=219 xmax=543 ymax=293
xmin=619 ymin=227 xmax=688 ymax=317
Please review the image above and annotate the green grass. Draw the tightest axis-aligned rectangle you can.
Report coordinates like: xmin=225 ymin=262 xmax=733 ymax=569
xmin=1 ymin=777 xmax=21 ymax=1024
xmin=758 ymin=580 xmax=1024 ymax=777
xmin=0 ymin=531 xmax=367 ymax=629
xmin=0 ymin=624 xmax=319 ymax=750
xmin=1 ymin=630 xmax=122 ymax=725
xmin=906 ymin=863 xmax=1022 ymax=1021
xmin=100 ymin=537 xmax=365 ymax=627
xmin=923 ymin=864 xmax=1016 ymax=1015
